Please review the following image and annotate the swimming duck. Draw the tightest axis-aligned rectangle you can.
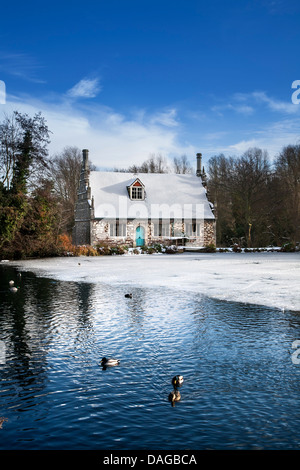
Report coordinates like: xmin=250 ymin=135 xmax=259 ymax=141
xmin=9 ymin=286 xmax=18 ymax=293
xmin=168 ymin=390 xmax=181 ymax=404
xmin=125 ymin=293 xmax=132 ymax=298
xmin=0 ymin=417 xmax=8 ymax=429
xmin=101 ymin=357 xmax=120 ymax=366
xmin=9 ymin=280 xmax=14 ymax=287
xmin=172 ymin=375 xmax=184 ymax=387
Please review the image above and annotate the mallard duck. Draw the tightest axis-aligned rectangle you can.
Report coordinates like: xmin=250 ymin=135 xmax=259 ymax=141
xmin=172 ymin=375 xmax=184 ymax=387
xmin=168 ymin=390 xmax=181 ymax=403
xmin=9 ymin=280 xmax=14 ymax=287
xmin=101 ymin=357 xmax=120 ymax=366
xmin=125 ymin=293 xmax=132 ymax=298
xmin=0 ymin=417 xmax=8 ymax=429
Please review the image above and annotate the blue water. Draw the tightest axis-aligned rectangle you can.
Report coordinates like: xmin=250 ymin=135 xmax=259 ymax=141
xmin=1 ymin=263 xmax=300 ymax=450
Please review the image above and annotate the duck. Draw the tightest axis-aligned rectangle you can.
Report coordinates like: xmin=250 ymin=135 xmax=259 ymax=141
xmin=9 ymin=286 xmax=18 ymax=293
xmin=125 ymin=293 xmax=132 ymax=298
xmin=168 ymin=390 xmax=181 ymax=404
xmin=0 ymin=417 xmax=8 ymax=429
xmin=101 ymin=357 xmax=120 ymax=367
xmin=172 ymin=375 xmax=184 ymax=387
xmin=9 ymin=280 xmax=14 ymax=287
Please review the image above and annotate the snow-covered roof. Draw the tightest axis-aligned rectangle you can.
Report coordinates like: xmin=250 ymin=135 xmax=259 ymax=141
xmin=89 ymin=171 xmax=215 ymax=220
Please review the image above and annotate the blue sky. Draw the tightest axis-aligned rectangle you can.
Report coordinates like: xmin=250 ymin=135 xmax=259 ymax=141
xmin=0 ymin=0 xmax=300 ymax=170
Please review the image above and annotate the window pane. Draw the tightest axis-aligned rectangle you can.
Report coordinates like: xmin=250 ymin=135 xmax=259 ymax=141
xmin=132 ymin=186 xmax=143 ymax=199
xmin=185 ymin=223 xmax=195 ymax=236
xmin=119 ymin=223 xmax=126 ymax=236
xmin=162 ymin=224 xmax=169 ymax=236
xmin=110 ymin=224 xmax=115 ymax=236
xmin=109 ymin=223 xmax=126 ymax=236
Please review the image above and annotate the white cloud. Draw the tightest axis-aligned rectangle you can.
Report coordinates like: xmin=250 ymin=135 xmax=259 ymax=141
xmin=2 ymin=86 xmax=300 ymax=171
xmin=212 ymin=90 xmax=300 ymax=117
xmin=0 ymin=52 xmax=46 ymax=84
xmin=221 ymin=117 xmax=300 ymax=158
xmin=252 ymin=91 xmax=298 ymax=114
xmin=211 ymin=102 xmax=254 ymax=116
xmin=67 ymin=78 xmax=101 ymax=99
xmin=1 ymin=93 xmax=195 ymax=169
xmin=150 ymin=108 xmax=179 ymax=127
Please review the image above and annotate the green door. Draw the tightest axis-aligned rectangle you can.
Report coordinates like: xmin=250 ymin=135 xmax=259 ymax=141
xmin=136 ymin=226 xmax=145 ymax=246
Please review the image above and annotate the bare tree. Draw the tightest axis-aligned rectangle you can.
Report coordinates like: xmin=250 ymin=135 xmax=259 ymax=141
xmin=0 ymin=111 xmax=50 ymax=190
xmin=207 ymin=148 xmax=272 ymax=247
xmin=230 ymin=148 xmax=271 ymax=247
xmin=126 ymin=153 xmax=170 ymax=173
xmin=0 ymin=113 xmax=18 ymax=190
xmin=173 ymin=155 xmax=193 ymax=174
xmin=274 ymin=144 xmax=300 ymax=244
xmin=207 ymin=153 xmax=235 ymax=245
xmin=48 ymin=146 xmax=82 ymax=234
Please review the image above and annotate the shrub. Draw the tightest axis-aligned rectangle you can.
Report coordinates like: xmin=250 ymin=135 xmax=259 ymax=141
xmin=58 ymin=234 xmax=75 ymax=255
xmin=232 ymin=243 xmax=242 ymax=252
xmin=204 ymin=243 xmax=216 ymax=253
xmin=281 ymin=242 xmax=296 ymax=252
xmin=165 ymin=245 xmax=178 ymax=254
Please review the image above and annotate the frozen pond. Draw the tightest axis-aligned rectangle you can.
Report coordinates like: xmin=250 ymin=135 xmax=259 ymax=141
xmin=1 ymin=252 xmax=300 ymax=450
xmin=8 ymin=251 xmax=300 ymax=311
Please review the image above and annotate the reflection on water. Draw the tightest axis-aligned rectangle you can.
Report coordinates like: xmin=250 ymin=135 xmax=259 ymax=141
xmin=1 ymin=264 xmax=300 ymax=450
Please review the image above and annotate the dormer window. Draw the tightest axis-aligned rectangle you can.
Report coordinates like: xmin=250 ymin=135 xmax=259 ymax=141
xmin=132 ymin=186 xmax=143 ymax=199
xmin=128 ymin=178 xmax=145 ymax=200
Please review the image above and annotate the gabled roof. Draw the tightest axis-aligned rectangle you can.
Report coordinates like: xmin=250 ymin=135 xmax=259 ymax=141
xmin=89 ymin=171 xmax=215 ymax=220
xmin=127 ymin=177 xmax=145 ymax=188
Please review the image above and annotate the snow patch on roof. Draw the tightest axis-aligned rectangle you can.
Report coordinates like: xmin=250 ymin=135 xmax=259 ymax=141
xmin=89 ymin=171 xmax=215 ymax=219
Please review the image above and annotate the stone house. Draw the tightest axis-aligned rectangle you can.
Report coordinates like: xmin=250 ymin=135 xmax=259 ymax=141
xmin=73 ymin=149 xmax=216 ymax=248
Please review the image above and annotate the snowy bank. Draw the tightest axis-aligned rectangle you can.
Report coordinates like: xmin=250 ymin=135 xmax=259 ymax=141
xmin=7 ymin=252 xmax=300 ymax=312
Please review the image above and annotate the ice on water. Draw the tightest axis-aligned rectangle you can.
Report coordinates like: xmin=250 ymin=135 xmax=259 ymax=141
xmin=8 ymin=252 xmax=300 ymax=312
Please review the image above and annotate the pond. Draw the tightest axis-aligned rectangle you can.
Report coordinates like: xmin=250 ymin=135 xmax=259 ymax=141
xmin=1 ymin=262 xmax=300 ymax=450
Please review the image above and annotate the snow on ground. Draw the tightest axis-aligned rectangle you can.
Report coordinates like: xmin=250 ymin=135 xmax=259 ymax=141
xmin=6 ymin=252 xmax=300 ymax=312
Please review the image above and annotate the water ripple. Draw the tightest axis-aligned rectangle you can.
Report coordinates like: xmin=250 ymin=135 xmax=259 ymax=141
xmin=1 ymin=266 xmax=300 ymax=449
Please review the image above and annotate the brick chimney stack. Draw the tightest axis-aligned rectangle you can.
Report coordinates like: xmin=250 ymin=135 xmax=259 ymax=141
xmin=82 ymin=149 xmax=89 ymax=170
xmin=196 ymin=153 xmax=202 ymax=177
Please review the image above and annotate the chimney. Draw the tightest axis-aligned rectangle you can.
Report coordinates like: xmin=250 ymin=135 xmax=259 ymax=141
xmin=196 ymin=153 xmax=202 ymax=177
xmin=82 ymin=149 xmax=89 ymax=170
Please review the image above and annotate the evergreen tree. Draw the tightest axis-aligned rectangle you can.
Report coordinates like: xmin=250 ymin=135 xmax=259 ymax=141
xmin=0 ymin=112 xmax=51 ymax=256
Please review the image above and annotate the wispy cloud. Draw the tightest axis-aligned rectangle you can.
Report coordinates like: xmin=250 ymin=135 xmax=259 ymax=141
xmin=149 ymin=108 xmax=179 ymax=127
xmin=252 ymin=91 xmax=298 ymax=114
xmin=67 ymin=78 xmax=101 ymax=99
xmin=0 ymin=52 xmax=46 ymax=83
xmin=2 ymin=93 xmax=194 ymax=168
xmin=212 ymin=102 xmax=254 ymax=116
xmin=2 ymin=84 xmax=300 ymax=169
xmin=211 ymin=90 xmax=300 ymax=118
xmin=225 ymin=116 xmax=300 ymax=158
